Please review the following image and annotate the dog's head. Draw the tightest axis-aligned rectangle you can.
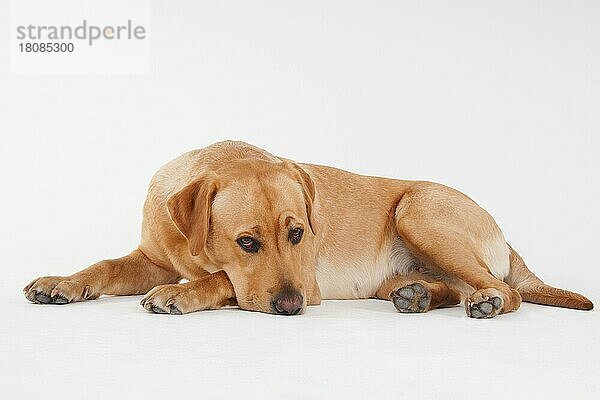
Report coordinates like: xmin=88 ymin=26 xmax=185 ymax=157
xmin=167 ymin=159 xmax=317 ymax=315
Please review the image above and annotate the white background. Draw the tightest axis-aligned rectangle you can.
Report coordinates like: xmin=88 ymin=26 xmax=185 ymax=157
xmin=1 ymin=1 xmax=598 ymax=399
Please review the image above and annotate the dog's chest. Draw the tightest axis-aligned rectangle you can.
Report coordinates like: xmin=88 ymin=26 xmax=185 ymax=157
xmin=315 ymin=238 xmax=416 ymax=299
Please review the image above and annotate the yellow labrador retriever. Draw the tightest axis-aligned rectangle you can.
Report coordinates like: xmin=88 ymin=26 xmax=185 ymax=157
xmin=24 ymin=141 xmax=593 ymax=318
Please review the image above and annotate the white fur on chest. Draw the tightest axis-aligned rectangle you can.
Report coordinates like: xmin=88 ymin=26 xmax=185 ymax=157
xmin=316 ymin=239 xmax=416 ymax=299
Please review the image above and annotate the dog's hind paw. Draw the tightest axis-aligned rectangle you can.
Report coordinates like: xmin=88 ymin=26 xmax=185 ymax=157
xmin=391 ymin=282 xmax=431 ymax=313
xmin=465 ymin=289 xmax=503 ymax=319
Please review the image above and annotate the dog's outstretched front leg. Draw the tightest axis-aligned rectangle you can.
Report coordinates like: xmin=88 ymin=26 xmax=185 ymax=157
xmin=24 ymin=249 xmax=180 ymax=305
xmin=141 ymin=271 xmax=237 ymax=315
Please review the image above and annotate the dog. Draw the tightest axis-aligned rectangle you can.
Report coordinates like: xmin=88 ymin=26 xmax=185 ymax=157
xmin=24 ymin=141 xmax=593 ymax=318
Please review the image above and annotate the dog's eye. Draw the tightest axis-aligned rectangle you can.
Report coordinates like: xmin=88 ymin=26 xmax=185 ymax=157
xmin=237 ymin=236 xmax=259 ymax=253
xmin=289 ymin=227 xmax=304 ymax=245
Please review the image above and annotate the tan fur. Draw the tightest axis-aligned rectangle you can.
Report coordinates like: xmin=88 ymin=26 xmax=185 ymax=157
xmin=23 ymin=141 xmax=593 ymax=318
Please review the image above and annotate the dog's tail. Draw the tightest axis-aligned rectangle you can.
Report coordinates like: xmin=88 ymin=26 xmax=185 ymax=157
xmin=505 ymin=244 xmax=593 ymax=310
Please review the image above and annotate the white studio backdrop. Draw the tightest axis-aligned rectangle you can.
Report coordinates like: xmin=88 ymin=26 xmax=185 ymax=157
xmin=0 ymin=1 xmax=598 ymax=399
xmin=1 ymin=1 xmax=598 ymax=293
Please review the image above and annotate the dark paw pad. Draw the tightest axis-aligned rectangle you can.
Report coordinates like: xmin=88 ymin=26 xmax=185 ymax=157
xmin=169 ymin=305 xmax=182 ymax=315
xmin=31 ymin=291 xmax=71 ymax=305
xmin=150 ymin=305 xmax=168 ymax=314
xmin=52 ymin=295 xmax=69 ymax=304
xmin=142 ymin=299 xmax=182 ymax=315
xmin=391 ymin=282 xmax=430 ymax=313
xmin=35 ymin=292 xmax=53 ymax=304
xmin=467 ymin=296 xmax=502 ymax=319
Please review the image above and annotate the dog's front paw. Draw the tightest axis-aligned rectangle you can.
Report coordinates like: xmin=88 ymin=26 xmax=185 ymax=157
xmin=23 ymin=276 xmax=97 ymax=305
xmin=140 ymin=284 xmax=191 ymax=315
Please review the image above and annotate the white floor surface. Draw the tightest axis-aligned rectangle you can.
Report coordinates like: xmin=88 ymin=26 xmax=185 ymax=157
xmin=2 ymin=292 xmax=598 ymax=399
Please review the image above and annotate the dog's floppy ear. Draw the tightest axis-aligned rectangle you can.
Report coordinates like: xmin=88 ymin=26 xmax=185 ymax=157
xmin=286 ymin=162 xmax=317 ymax=235
xmin=167 ymin=176 xmax=219 ymax=256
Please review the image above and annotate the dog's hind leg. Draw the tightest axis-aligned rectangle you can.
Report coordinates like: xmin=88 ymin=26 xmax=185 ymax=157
xmin=23 ymin=249 xmax=181 ymax=305
xmin=394 ymin=183 xmax=523 ymax=318
xmin=376 ymin=272 xmax=461 ymax=313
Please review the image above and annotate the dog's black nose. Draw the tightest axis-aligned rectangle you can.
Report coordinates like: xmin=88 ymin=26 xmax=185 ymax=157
xmin=272 ymin=291 xmax=303 ymax=315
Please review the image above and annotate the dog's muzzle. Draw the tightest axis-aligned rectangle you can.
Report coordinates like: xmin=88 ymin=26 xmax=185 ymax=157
xmin=271 ymin=290 xmax=304 ymax=315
